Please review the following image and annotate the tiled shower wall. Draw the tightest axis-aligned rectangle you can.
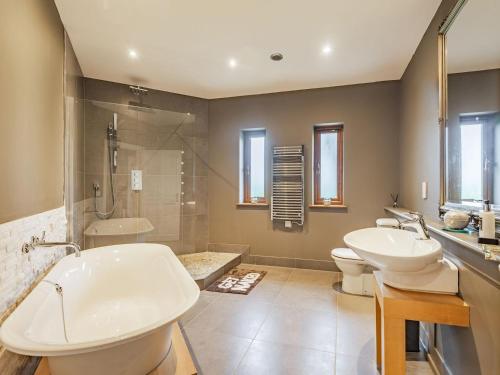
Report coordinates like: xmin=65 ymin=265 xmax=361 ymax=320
xmin=80 ymin=78 xmax=209 ymax=254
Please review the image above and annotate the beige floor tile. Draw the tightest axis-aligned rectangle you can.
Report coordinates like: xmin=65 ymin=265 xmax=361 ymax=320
xmin=238 ymin=264 xmax=293 ymax=282
xmin=186 ymin=331 xmax=252 ymax=375
xmin=179 ymin=290 xmax=220 ymax=325
xmin=336 ymin=293 xmax=376 ymax=360
xmin=406 ymin=361 xmax=434 ymax=375
xmin=275 ymin=283 xmax=338 ymax=313
xmin=184 ymin=304 xmax=232 ymax=337
xmin=182 ymin=266 xmax=436 ymax=375
xmin=255 ymin=305 xmax=337 ymax=352
xmin=235 ymin=340 xmax=335 ymax=375
xmin=217 ymin=279 xmax=285 ymax=304
xmin=337 ymin=292 xmax=374 ymax=319
xmin=335 ymin=353 xmax=378 ymax=375
xmin=335 ymin=358 xmax=435 ymax=375
xmin=287 ymin=268 xmax=339 ymax=288
xmin=185 ymin=297 xmax=272 ymax=340
xmin=214 ymin=299 xmax=273 ymax=339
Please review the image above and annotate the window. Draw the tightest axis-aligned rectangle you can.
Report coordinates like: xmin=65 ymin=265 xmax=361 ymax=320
xmin=460 ymin=122 xmax=482 ymax=201
xmin=313 ymin=124 xmax=344 ymax=205
xmin=241 ymin=130 xmax=266 ymax=203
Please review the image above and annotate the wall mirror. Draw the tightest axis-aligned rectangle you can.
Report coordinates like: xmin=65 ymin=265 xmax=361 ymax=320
xmin=439 ymin=0 xmax=500 ymax=215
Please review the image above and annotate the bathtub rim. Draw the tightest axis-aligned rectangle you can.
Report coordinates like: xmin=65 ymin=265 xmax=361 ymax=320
xmin=0 ymin=243 xmax=200 ymax=357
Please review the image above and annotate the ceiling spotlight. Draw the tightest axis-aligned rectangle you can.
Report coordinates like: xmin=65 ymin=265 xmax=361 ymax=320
xmin=270 ymin=52 xmax=284 ymax=61
xmin=228 ymin=58 xmax=238 ymax=68
xmin=322 ymin=44 xmax=332 ymax=55
xmin=128 ymin=49 xmax=138 ymax=59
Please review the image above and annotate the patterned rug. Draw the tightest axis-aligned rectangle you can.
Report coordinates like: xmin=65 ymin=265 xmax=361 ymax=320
xmin=206 ymin=268 xmax=267 ymax=294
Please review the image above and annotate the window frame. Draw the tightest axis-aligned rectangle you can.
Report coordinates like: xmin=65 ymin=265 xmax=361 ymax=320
xmin=242 ymin=129 xmax=266 ymax=204
xmin=313 ymin=124 xmax=344 ymax=206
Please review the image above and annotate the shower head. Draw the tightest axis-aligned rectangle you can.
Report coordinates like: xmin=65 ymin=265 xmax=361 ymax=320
xmin=129 ymin=85 xmax=149 ymax=96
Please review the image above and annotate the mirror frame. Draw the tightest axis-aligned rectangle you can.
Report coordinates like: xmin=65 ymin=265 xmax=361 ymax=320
xmin=437 ymin=0 xmax=497 ymax=218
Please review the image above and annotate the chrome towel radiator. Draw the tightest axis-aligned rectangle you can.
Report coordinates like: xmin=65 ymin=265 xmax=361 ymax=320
xmin=271 ymin=145 xmax=305 ymax=226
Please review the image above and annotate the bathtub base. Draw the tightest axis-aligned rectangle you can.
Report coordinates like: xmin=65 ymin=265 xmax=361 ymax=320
xmin=47 ymin=325 xmax=175 ymax=375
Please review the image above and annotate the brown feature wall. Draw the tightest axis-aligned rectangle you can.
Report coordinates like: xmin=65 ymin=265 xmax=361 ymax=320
xmin=208 ymin=81 xmax=400 ymax=266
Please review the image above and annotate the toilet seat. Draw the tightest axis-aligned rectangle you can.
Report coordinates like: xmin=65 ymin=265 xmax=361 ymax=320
xmin=331 ymin=247 xmax=365 ymax=263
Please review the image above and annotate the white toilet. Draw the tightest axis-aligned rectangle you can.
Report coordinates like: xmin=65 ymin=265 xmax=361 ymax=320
xmin=331 ymin=218 xmax=400 ymax=296
xmin=331 ymin=247 xmax=372 ymax=295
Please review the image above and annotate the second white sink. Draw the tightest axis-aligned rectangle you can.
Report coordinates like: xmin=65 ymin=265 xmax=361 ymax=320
xmin=344 ymin=227 xmax=442 ymax=272
xmin=344 ymin=227 xmax=458 ymax=294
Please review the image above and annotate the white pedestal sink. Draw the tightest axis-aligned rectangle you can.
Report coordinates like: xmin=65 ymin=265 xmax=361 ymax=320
xmin=344 ymin=228 xmax=458 ymax=294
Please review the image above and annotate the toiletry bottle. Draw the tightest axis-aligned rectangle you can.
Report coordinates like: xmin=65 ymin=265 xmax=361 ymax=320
xmin=479 ymin=200 xmax=496 ymax=239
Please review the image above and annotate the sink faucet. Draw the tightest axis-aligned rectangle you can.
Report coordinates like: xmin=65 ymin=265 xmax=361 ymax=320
xmin=22 ymin=231 xmax=81 ymax=257
xmin=399 ymin=211 xmax=431 ymax=240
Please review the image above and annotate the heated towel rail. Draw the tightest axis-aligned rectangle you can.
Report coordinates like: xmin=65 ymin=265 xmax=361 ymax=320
xmin=271 ymin=145 xmax=305 ymax=226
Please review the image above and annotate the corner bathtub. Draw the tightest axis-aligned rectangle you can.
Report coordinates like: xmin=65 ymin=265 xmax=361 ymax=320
xmin=0 ymin=243 xmax=199 ymax=375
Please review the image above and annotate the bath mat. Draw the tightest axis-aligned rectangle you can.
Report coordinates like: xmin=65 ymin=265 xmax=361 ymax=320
xmin=206 ymin=268 xmax=267 ymax=294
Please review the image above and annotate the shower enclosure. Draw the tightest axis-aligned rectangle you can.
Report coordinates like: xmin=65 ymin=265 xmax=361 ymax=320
xmin=68 ymin=99 xmax=208 ymax=254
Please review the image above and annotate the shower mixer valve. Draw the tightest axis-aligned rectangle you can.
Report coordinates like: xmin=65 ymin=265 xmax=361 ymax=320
xmin=93 ymin=182 xmax=102 ymax=197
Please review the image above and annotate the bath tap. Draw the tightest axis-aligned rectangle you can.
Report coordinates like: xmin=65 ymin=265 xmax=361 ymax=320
xmin=42 ymin=279 xmax=63 ymax=294
xmin=22 ymin=231 xmax=81 ymax=257
xmin=398 ymin=212 xmax=431 ymax=240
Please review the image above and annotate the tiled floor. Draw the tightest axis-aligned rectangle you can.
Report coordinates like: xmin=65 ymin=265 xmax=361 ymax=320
xmin=180 ymin=264 xmax=434 ymax=375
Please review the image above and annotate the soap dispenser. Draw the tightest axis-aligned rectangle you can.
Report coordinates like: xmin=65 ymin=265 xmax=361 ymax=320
xmin=479 ymin=200 xmax=496 ymax=239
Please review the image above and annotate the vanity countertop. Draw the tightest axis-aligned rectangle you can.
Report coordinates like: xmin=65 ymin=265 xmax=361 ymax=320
xmin=384 ymin=206 xmax=500 ymax=264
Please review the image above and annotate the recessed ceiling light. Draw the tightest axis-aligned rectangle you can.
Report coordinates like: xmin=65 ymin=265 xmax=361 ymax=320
xmin=270 ymin=53 xmax=283 ymax=61
xmin=228 ymin=58 xmax=238 ymax=69
xmin=322 ymin=44 xmax=332 ymax=55
xmin=128 ymin=49 xmax=138 ymax=59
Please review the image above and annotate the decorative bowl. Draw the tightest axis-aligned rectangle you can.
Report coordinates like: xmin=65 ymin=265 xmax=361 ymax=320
xmin=443 ymin=210 xmax=470 ymax=230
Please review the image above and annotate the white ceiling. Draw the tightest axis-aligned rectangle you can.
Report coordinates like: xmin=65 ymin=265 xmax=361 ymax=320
xmin=447 ymin=0 xmax=500 ymax=74
xmin=55 ymin=0 xmax=441 ymax=99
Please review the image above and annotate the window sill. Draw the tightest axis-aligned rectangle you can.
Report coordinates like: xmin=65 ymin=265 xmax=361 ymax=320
xmin=236 ymin=202 xmax=269 ymax=209
xmin=309 ymin=204 xmax=348 ymax=209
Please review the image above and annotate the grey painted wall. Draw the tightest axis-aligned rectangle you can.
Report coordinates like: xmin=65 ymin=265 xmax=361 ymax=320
xmin=399 ymin=0 xmax=500 ymax=374
xmin=0 ymin=0 xmax=65 ymax=223
xmin=208 ymin=81 xmax=400 ymax=265
xmin=0 ymin=5 xmax=79 ymax=373
xmin=399 ymin=0 xmax=460 ymax=219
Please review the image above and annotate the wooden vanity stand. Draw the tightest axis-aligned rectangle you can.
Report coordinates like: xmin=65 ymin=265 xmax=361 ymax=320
xmin=374 ymin=271 xmax=469 ymax=375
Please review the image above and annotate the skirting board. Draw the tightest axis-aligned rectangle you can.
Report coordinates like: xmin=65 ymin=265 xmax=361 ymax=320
xmin=34 ymin=322 xmax=197 ymax=375
xmin=244 ymin=254 xmax=339 ymax=271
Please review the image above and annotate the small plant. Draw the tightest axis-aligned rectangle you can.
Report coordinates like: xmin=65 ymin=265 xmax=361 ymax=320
xmin=390 ymin=193 xmax=399 ymax=208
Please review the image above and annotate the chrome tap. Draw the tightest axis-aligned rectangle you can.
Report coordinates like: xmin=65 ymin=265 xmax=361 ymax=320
xmin=22 ymin=231 xmax=81 ymax=257
xmin=399 ymin=211 xmax=431 ymax=240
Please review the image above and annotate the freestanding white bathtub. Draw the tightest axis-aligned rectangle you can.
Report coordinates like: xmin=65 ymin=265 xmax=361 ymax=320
xmin=0 ymin=243 xmax=199 ymax=375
